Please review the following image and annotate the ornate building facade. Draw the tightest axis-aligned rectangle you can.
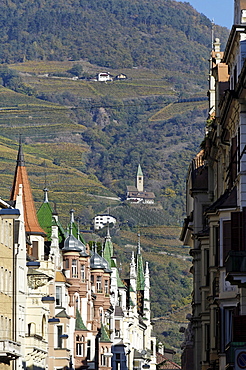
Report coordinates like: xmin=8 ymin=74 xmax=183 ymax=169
xmin=181 ymin=1 xmax=246 ymax=369
xmin=0 ymin=141 xmax=156 ymax=370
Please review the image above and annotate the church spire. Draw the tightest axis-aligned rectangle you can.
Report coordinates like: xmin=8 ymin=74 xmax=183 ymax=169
xmin=11 ymin=139 xmax=45 ymax=235
xmin=136 ymin=164 xmax=143 ymax=192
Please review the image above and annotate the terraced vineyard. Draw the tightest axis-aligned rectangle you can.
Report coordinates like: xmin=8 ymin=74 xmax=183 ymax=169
xmin=0 ymin=60 xmax=203 ymax=361
xmin=150 ymin=100 xmax=207 ymax=122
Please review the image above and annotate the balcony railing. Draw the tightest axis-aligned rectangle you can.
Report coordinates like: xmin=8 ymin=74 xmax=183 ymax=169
xmin=0 ymin=340 xmax=21 ymax=363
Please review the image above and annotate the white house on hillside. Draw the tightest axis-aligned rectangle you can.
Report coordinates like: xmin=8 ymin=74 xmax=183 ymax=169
xmin=94 ymin=214 xmax=117 ymax=230
xmin=97 ymin=72 xmax=113 ymax=82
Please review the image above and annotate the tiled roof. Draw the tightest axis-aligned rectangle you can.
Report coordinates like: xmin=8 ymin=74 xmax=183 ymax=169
xmin=156 ymin=353 xmax=181 ymax=369
xmin=37 ymin=201 xmax=53 ymax=241
xmin=75 ymin=309 xmax=88 ymax=331
xmin=114 ymin=306 xmax=124 ymax=317
xmin=100 ymin=325 xmax=112 ymax=343
xmin=10 ymin=143 xmax=45 ymax=235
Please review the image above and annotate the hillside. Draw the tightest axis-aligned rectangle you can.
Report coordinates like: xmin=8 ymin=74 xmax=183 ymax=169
xmin=0 ymin=0 xmax=231 ymax=361
xmin=0 ymin=0 xmax=228 ymax=72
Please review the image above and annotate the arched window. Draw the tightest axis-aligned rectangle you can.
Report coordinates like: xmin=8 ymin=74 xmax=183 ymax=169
xmin=76 ymin=335 xmax=85 ymax=356
xmin=42 ymin=315 xmax=46 ymax=338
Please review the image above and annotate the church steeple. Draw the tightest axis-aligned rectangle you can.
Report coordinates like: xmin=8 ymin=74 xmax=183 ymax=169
xmin=136 ymin=164 xmax=143 ymax=192
xmin=11 ymin=139 xmax=45 ymax=235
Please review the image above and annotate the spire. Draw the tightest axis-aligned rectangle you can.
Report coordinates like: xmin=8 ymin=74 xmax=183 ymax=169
xmin=137 ymin=233 xmax=141 ymax=255
xmin=68 ymin=209 xmax=86 ymax=244
xmin=130 ymin=251 xmax=136 ymax=279
xmin=136 ymin=234 xmax=145 ymax=291
xmin=77 ymin=219 xmax=80 ymax=240
xmin=69 ymin=209 xmax=75 ymax=235
xmin=137 ymin=164 xmax=143 ymax=177
xmin=43 ymin=187 xmax=49 ymax=203
xmin=70 ymin=209 xmax=75 ymax=224
xmin=103 ymin=225 xmax=114 ymax=265
xmin=144 ymin=262 xmax=150 ymax=298
xmin=17 ymin=135 xmax=25 ymax=167
xmin=11 ymin=139 xmax=45 ymax=235
xmin=136 ymin=164 xmax=143 ymax=192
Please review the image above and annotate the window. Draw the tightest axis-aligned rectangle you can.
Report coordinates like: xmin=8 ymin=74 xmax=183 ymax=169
xmin=96 ymin=276 xmax=102 ymax=293
xmin=65 ymin=259 xmax=69 ymax=269
xmin=72 ymin=259 xmax=78 ymax=278
xmin=115 ymin=320 xmax=120 ymax=338
xmin=87 ymin=339 xmax=91 ymax=360
xmin=32 ymin=241 xmax=38 ymax=259
xmin=205 ymin=324 xmax=210 ymax=362
xmin=81 ymin=265 xmax=85 ymax=282
xmin=116 ymin=353 xmax=121 ymax=370
xmin=101 ymin=348 xmax=107 ymax=366
xmin=104 ymin=280 xmax=109 ymax=295
xmin=42 ymin=315 xmax=45 ymax=338
xmin=76 ymin=335 xmax=84 ymax=356
xmin=57 ymin=325 xmax=62 ymax=348
xmin=56 ymin=286 xmax=62 ymax=306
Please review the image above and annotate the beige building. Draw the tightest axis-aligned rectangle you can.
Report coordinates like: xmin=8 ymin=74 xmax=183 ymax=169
xmin=0 ymin=199 xmax=21 ymax=370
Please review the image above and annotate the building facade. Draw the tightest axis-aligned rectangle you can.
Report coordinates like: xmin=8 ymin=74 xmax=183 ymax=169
xmin=181 ymin=1 xmax=246 ymax=369
xmin=0 ymin=141 xmax=156 ymax=370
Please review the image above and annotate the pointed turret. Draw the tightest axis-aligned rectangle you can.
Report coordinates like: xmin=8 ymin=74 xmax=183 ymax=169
xmin=63 ymin=210 xmax=85 ymax=253
xmin=136 ymin=164 xmax=143 ymax=192
xmin=67 ymin=209 xmax=86 ymax=244
xmin=37 ymin=187 xmax=66 ymax=244
xmin=136 ymin=234 xmax=145 ymax=291
xmin=103 ymin=225 xmax=114 ymax=266
xmin=10 ymin=139 xmax=45 ymax=235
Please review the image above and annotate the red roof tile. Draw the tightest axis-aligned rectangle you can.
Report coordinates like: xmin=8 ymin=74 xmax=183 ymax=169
xmin=10 ymin=144 xmax=45 ymax=235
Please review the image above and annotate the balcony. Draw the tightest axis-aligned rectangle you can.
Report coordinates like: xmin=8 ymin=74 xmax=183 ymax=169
xmin=0 ymin=340 xmax=21 ymax=364
xmin=225 ymin=251 xmax=246 ymax=286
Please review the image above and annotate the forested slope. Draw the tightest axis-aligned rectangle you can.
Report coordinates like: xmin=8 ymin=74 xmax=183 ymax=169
xmin=0 ymin=0 xmax=228 ymax=72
